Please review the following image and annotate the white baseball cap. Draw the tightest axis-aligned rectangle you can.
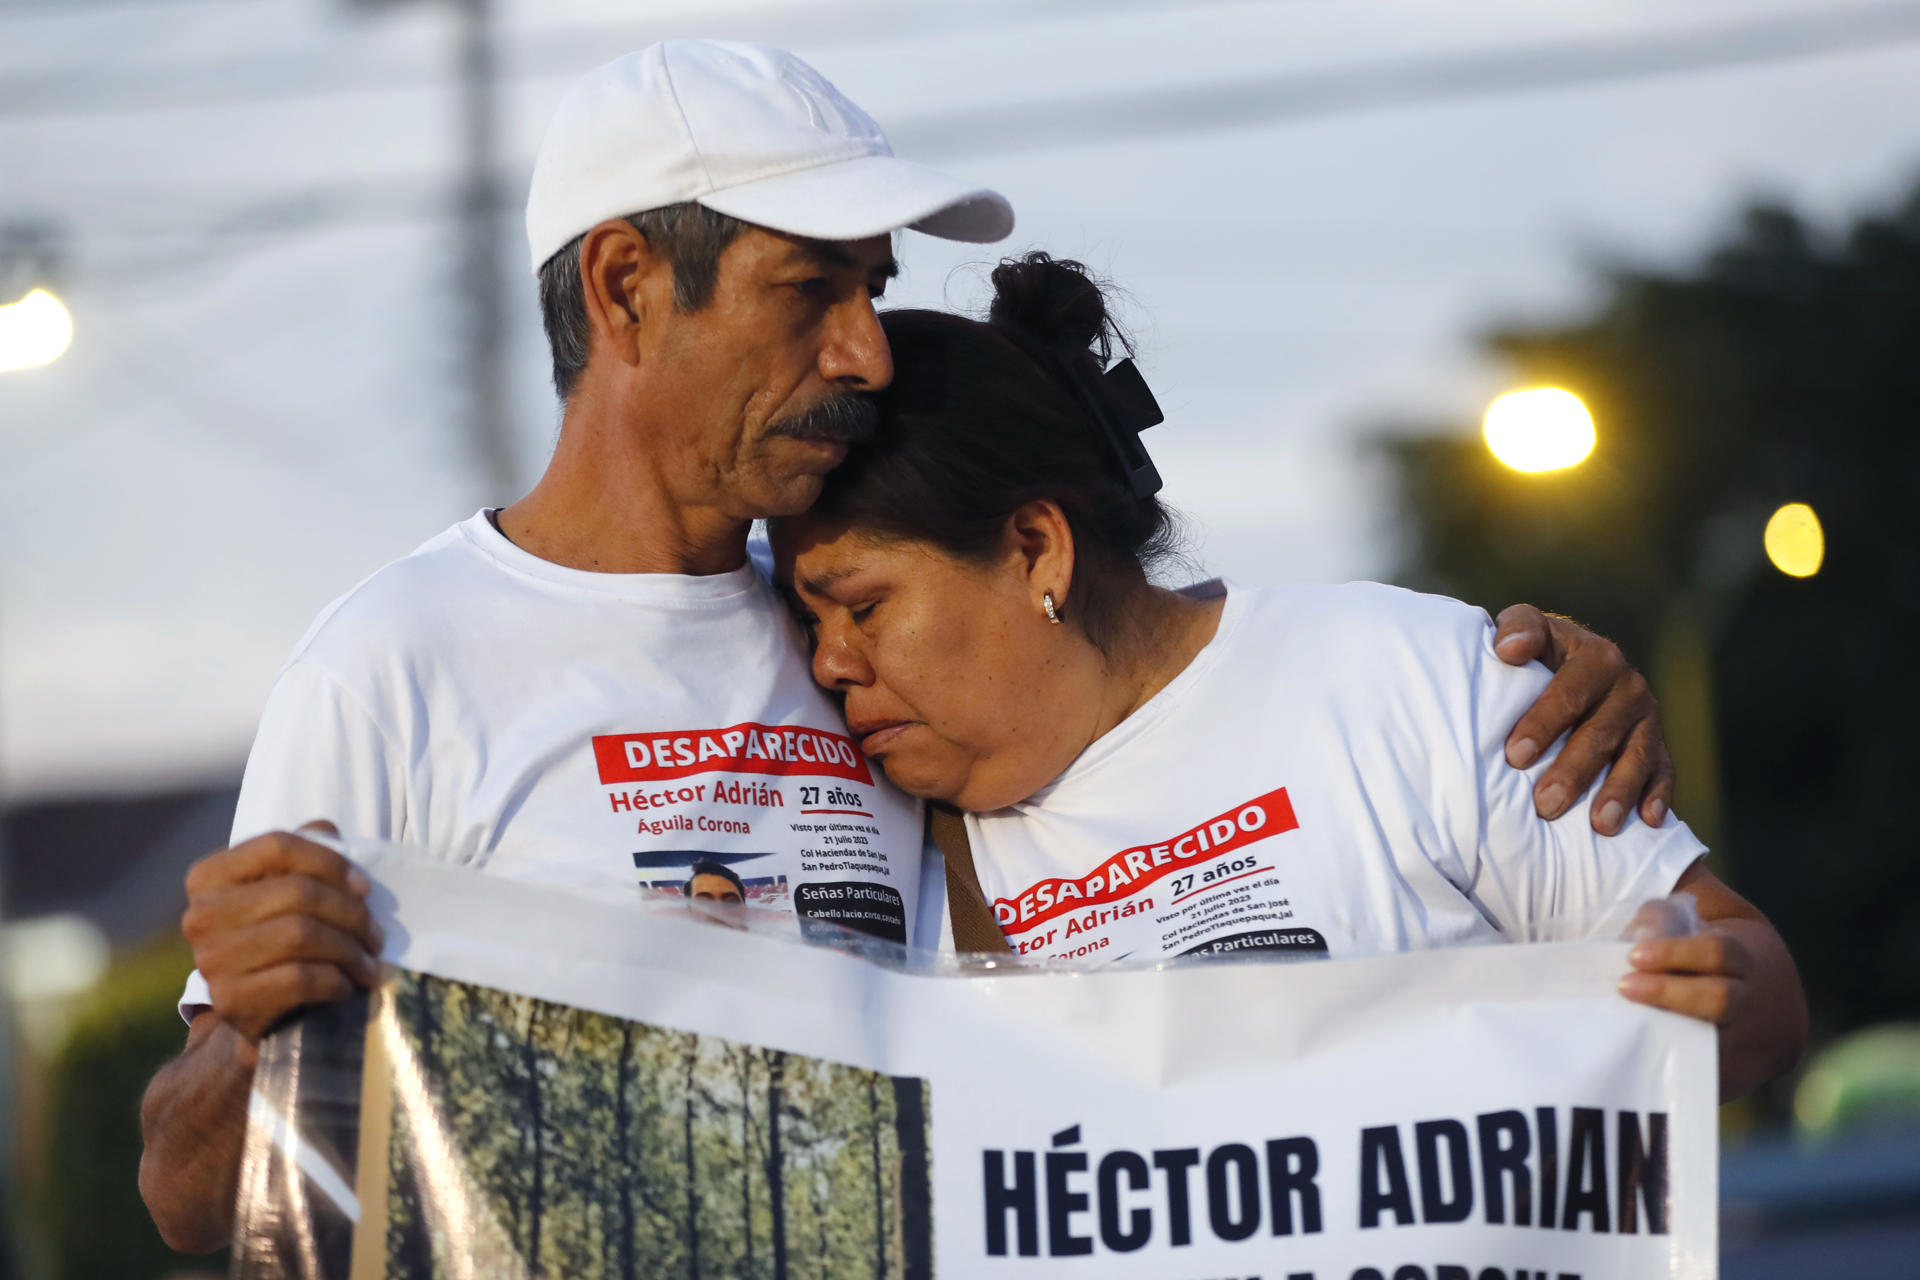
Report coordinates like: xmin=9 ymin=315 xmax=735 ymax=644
xmin=526 ymin=40 xmax=1014 ymax=274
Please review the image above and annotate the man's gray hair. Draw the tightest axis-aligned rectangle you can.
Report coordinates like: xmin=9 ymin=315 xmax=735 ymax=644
xmin=536 ymin=202 xmax=751 ymax=401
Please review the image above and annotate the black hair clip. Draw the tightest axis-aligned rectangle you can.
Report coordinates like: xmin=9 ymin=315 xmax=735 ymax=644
xmin=1060 ymin=356 xmax=1166 ymax=499
xmin=999 ymin=318 xmax=1168 ymax=500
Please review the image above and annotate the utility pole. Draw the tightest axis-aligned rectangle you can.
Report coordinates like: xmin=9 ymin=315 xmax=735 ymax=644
xmin=0 ymin=705 xmax=14 ymax=1280
xmin=347 ymin=0 xmax=517 ymax=500
xmin=0 ymin=222 xmax=52 ymax=1277
xmin=0 ymin=219 xmax=48 ymax=1280
xmin=452 ymin=0 xmax=516 ymax=501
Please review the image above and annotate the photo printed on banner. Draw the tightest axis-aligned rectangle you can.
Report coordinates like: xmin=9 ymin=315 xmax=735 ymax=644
xmin=360 ymin=971 xmax=934 ymax=1280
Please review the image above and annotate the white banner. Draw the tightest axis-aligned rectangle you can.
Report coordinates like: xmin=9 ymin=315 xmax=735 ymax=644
xmin=238 ymin=844 xmax=1718 ymax=1280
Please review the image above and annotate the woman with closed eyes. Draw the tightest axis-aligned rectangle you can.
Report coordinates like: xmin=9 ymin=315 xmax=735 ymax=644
xmin=769 ymin=253 xmax=1805 ymax=1101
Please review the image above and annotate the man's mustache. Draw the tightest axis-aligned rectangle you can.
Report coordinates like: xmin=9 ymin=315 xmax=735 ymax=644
xmin=766 ymin=394 xmax=877 ymax=445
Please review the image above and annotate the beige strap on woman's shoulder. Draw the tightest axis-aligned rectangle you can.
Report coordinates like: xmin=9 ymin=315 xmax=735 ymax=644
xmin=927 ymin=804 xmax=1012 ymax=954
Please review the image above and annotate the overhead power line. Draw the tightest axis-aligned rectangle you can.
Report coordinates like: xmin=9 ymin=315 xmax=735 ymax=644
xmin=888 ymin=1 xmax=1920 ymax=159
xmin=0 ymin=0 xmax=240 ymax=10
xmin=0 ymin=0 xmax=1252 ymax=116
xmin=15 ymin=1 xmax=1920 ymax=259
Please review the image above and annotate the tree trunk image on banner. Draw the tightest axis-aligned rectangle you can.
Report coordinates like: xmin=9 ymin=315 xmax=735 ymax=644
xmin=367 ymin=972 xmax=931 ymax=1280
xmin=228 ymin=845 xmax=1718 ymax=1279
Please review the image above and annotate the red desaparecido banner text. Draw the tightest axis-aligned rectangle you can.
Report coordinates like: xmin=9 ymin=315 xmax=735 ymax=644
xmin=592 ymin=722 xmax=874 ymax=786
xmin=995 ymin=786 xmax=1299 ymax=933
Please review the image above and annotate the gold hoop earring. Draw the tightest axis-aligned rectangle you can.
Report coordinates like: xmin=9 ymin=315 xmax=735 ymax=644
xmin=1042 ymin=592 xmax=1062 ymax=624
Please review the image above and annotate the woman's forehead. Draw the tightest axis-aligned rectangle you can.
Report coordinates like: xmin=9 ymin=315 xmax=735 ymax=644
xmin=772 ymin=518 xmax=956 ymax=595
xmin=767 ymin=513 xmax=864 ymax=585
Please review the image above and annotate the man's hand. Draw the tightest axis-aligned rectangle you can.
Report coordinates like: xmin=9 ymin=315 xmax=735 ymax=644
xmin=181 ymin=821 xmax=383 ymax=1048
xmin=1491 ymin=604 xmax=1674 ymax=834
xmin=142 ymin=820 xmax=381 ymax=1253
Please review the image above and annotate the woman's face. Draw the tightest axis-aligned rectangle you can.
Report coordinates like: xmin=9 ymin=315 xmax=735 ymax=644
xmin=771 ymin=512 xmax=1099 ymax=812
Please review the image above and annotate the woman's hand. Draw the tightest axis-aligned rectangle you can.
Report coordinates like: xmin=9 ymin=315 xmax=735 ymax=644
xmin=1620 ymin=927 xmax=1756 ymax=1033
xmin=1491 ymin=605 xmax=1673 ymax=834
xmin=1614 ymin=864 xmax=1808 ymax=1101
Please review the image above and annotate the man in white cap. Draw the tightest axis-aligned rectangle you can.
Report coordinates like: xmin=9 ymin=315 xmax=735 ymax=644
xmin=136 ymin=40 xmax=1013 ymax=1251
xmin=137 ymin=40 xmax=1671 ymax=1251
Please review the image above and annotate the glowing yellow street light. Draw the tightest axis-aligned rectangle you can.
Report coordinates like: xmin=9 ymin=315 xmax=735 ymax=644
xmin=1764 ymin=502 xmax=1823 ymax=578
xmin=1483 ymin=387 xmax=1595 ymax=473
xmin=0 ymin=287 xmax=74 ymax=373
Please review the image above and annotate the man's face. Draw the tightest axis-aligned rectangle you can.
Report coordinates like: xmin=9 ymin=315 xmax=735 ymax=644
xmin=688 ymin=872 xmax=745 ymax=905
xmin=641 ymin=227 xmax=897 ymax=520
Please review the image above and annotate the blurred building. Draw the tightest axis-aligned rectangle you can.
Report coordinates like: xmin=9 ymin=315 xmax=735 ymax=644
xmin=7 ymin=784 xmax=239 ymax=949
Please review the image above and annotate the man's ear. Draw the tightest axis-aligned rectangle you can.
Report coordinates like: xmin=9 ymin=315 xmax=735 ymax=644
xmin=579 ymin=219 xmax=673 ymax=368
xmin=1005 ymin=500 xmax=1077 ymax=616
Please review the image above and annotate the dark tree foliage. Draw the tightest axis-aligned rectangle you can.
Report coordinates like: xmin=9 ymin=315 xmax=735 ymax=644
xmin=38 ymin=939 xmax=231 ymax=1280
xmin=1381 ymin=182 xmax=1920 ymax=1063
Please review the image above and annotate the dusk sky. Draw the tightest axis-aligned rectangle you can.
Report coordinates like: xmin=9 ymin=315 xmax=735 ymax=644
xmin=4 ymin=0 xmax=1918 ymax=797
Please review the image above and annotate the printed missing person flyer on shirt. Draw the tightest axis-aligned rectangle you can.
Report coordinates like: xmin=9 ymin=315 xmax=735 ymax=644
xmin=989 ymin=786 xmax=1324 ymax=963
xmin=230 ymin=844 xmax=1717 ymax=1280
xmin=595 ymin=721 xmax=917 ymax=944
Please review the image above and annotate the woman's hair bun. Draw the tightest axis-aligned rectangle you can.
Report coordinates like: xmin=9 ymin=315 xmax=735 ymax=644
xmin=987 ymin=251 xmax=1131 ymax=367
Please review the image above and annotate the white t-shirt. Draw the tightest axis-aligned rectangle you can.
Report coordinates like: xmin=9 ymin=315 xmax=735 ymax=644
xmin=968 ymin=580 xmax=1704 ymax=965
xmin=182 ymin=512 xmax=925 ymax=1016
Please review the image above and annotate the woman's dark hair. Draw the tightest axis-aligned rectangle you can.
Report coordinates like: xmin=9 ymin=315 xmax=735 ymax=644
xmin=807 ymin=253 xmax=1179 ymax=653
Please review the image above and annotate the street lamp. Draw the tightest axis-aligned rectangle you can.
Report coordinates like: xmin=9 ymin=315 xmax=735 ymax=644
xmin=1763 ymin=502 xmax=1823 ymax=578
xmin=0 ymin=287 xmax=73 ymax=373
xmin=0 ymin=250 xmax=72 ymax=1280
xmin=1482 ymin=387 xmax=1595 ymax=473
